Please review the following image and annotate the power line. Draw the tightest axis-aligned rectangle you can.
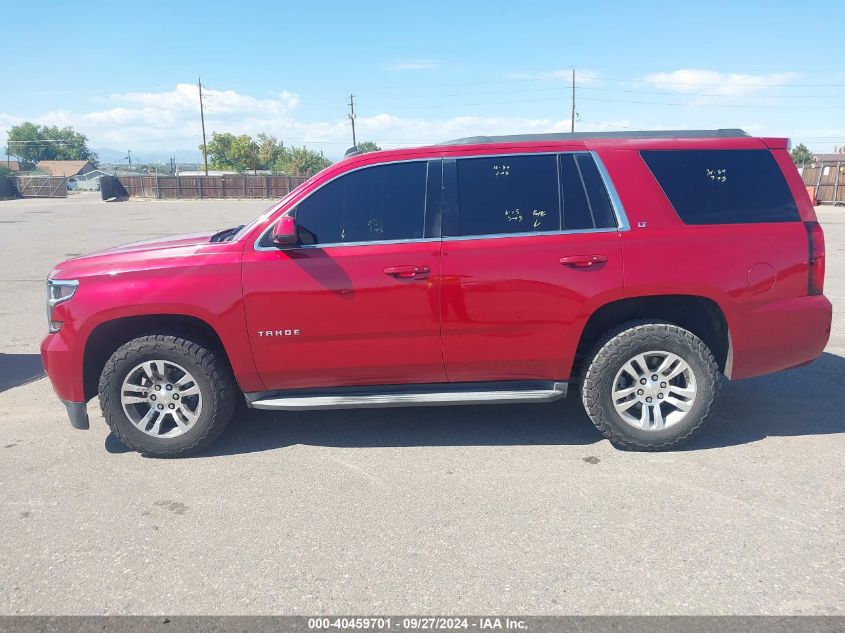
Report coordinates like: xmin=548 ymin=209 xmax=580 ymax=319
xmin=362 ymin=73 xmax=845 ymax=91
xmin=578 ymin=96 xmax=845 ymax=109
xmin=4 ymin=73 xmax=845 ymax=101
xmin=0 ymin=85 xmax=172 ymax=96
xmin=4 ymin=139 xmax=74 ymax=144
xmin=597 ymin=76 xmax=845 ymax=87
xmin=374 ymin=83 xmax=845 ymax=101
xmin=579 ymin=85 xmax=845 ymax=99
xmin=364 ymin=93 xmax=845 ymax=110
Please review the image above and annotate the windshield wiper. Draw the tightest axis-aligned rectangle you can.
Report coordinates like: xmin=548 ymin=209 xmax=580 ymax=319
xmin=209 ymin=225 xmax=245 ymax=242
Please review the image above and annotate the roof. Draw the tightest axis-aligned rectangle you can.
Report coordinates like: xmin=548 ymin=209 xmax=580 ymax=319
xmin=1 ymin=160 xmax=22 ymax=171
xmin=812 ymin=154 xmax=845 ymax=163
xmin=34 ymin=160 xmax=93 ymax=177
xmin=438 ymin=129 xmax=750 ymax=146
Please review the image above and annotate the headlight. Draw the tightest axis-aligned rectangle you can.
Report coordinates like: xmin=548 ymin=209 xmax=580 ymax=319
xmin=47 ymin=278 xmax=79 ymax=333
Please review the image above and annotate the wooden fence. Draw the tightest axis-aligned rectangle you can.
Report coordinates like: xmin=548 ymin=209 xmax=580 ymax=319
xmin=14 ymin=175 xmax=68 ymax=198
xmin=801 ymin=162 xmax=845 ymax=205
xmin=116 ymin=175 xmax=308 ymax=199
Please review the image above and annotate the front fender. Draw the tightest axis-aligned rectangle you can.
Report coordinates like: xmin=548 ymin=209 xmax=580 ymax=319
xmin=44 ymin=257 xmax=264 ymax=403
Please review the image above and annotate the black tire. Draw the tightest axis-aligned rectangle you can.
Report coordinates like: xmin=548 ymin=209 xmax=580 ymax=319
xmin=98 ymin=334 xmax=237 ymax=457
xmin=580 ymin=320 xmax=720 ymax=451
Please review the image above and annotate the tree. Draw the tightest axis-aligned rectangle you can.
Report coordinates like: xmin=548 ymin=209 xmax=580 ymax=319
xmin=356 ymin=141 xmax=381 ymax=153
xmin=205 ymin=132 xmax=257 ymax=171
xmin=206 ymin=132 xmax=289 ymax=172
xmin=6 ymin=122 xmax=97 ymax=167
xmin=204 ymin=131 xmax=332 ymax=176
xmin=791 ymin=143 xmax=814 ymax=166
xmin=256 ymin=133 xmax=285 ymax=168
xmin=275 ymin=146 xmax=332 ymax=177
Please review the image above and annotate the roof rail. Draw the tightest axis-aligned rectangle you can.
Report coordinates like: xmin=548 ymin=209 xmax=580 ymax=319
xmin=437 ymin=129 xmax=750 ymax=146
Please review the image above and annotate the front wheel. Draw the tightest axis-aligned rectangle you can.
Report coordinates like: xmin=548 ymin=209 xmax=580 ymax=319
xmin=580 ymin=321 xmax=720 ymax=451
xmin=98 ymin=334 xmax=237 ymax=457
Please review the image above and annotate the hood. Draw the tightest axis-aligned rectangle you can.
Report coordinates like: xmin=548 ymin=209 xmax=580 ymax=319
xmin=82 ymin=231 xmax=217 ymax=257
xmin=49 ymin=231 xmax=222 ymax=279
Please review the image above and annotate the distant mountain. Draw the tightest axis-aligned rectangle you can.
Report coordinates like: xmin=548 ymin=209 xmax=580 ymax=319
xmin=94 ymin=147 xmax=202 ymax=164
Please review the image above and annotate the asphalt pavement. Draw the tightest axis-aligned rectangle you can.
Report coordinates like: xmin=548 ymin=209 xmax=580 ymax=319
xmin=0 ymin=193 xmax=842 ymax=614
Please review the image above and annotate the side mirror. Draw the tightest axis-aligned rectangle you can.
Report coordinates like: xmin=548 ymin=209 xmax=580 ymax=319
xmin=272 ymin=215 xmax=297 ymax=247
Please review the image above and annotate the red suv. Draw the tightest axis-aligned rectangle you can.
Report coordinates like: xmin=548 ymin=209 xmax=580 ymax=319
xmin=41 ymin=130 xmax=832 ymax=456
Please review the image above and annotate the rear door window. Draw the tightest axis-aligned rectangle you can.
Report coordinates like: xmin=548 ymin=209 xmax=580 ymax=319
xmin=453 ymin=154 xmax=561 ymax=236
xmin=641 ymin=149 xmax=799 ymax=224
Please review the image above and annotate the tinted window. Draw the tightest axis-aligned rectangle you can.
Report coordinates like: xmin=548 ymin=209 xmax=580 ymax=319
xmin=559 ymin=154 xmax=592 ymax=230
xmin=455 ymin=154 xmax=560 ymax=236
xmin=641 ymin=149 xmax=799 ymax=224
xmin=576 ymin=154 xmax=617 ymax=229
xmin=559 ymin=153 xmax=617 ymax=230
xmin=294 ymin=161 xmax=427 ymax=245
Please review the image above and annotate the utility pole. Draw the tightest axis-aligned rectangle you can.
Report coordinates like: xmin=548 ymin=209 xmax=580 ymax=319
xmin=347 ymin=94 xmax=357 ymax=148
xmin=570 ymin=68 xmax=576 ymax=133
xmin=198 ymin=76 xmax=209 ymax=176
xmin=126 ymin=150 xmax=132 ymax=171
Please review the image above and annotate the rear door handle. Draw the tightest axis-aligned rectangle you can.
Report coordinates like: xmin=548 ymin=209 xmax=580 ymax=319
xmin=384 ymin=265 xmax=431 ymax=278
xmin=559 ymin=254 xmax=608 ymax=268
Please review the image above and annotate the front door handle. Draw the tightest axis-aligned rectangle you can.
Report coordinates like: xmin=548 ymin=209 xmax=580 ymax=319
xmin=560 ymin=254 xmax=608 ymax=268
xmin=384 ymin=265 xmax=431 ymax=278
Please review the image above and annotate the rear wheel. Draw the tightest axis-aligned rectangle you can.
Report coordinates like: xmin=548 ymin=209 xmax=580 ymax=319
xmin=98 ymin=334 xmax=237 ymax=457
xmin=580 ymin=321 xmax=720 ymax=450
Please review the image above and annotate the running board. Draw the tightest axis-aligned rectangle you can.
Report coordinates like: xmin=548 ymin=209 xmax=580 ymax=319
xmin=247 ymin=382 xmax=568 ymax=411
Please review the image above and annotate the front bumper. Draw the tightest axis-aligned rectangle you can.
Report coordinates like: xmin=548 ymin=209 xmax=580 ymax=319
xmin=63 ymin=400 xmax=89 ymax=429
xmin=42 ymin=330 xmax=89 ymax=430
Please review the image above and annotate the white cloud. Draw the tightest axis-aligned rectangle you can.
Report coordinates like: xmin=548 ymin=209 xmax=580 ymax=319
xmin=0 ymin=83 xmax=638 ymax=160
xmin=0 ymin=84 xmax=304 ymax=150
xmin=387 ymin=59 xmax=440 ymax=71
xmin=0 ymin=112 xmax=22 ymax=130
xmin=108 ymin=83 xmax=299 ymax=116
xmin=643 ymin=69 xmax=797 ymax=95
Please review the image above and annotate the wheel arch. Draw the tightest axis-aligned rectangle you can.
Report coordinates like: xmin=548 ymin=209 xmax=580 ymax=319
xmin=572 ymin=295 xmax=731 ymax=380
xmin=82 ymin=314 xmax=232 ymax=401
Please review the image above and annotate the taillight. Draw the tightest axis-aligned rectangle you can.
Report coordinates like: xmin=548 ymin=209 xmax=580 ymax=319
xmin=805 ymin=221 xmax=825 ymax=296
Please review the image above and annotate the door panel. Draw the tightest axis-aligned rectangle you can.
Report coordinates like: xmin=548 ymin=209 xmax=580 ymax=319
xmin=439 ymin=151 xmax=624 ymax=382
xmin=242 ymin=158 xmax=445 ymax=391
xmin=440 ymin=232 xmax=623 ymax=381
xmin=242 ymin=241 xmax=444 ymax=389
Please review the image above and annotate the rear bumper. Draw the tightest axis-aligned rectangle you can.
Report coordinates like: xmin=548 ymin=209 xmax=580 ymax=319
xmin=729 ymin=294 xmax=833 ymax=379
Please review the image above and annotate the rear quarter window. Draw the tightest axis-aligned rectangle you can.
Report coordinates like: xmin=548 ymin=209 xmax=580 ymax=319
xmin=640 ymin=149 xmax=800 ymax=224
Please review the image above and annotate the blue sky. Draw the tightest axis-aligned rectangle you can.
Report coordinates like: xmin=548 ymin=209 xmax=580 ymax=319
xmin=3 ymin=0 xmax=844 ymax=161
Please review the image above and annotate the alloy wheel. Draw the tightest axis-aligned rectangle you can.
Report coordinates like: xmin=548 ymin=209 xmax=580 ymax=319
xmin=120 ymin=360 xmax=202 ymax=438
xmin=611 ymin=350 xmax=697 ymax=431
